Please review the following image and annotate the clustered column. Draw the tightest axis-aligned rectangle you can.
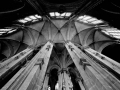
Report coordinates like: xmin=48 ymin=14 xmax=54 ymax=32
xmin=76 ymin=78 xmax=85 ymax=90
xmin=57 ymin=69 xmax=73 ymax=90
xmin=42 ymin=73 xmax=50 ymax=90
xmin=65 ymin=42 xmax=120 ymax=90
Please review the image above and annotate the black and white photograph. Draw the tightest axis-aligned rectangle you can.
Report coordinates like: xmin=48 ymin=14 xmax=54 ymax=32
xmin=0 ymin=0 xmax=120 ymax=90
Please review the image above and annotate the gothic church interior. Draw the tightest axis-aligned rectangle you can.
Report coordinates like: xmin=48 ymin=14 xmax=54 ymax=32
xmin=0 ymin=0 xmax=120 ymax=90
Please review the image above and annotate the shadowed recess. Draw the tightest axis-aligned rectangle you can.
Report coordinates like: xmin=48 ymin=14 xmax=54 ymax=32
xmin=102 ymin=44 xmax=120 ymax=63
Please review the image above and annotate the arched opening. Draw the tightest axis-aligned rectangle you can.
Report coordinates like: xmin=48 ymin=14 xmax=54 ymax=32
xmin=0 ymin=54 xmax=7 ymax=62
xmin=68 ymin=63 xmax=81 ymax=90
xmin=48 ymin=68 xmax=58 ymax=90
xmin=102 ymin=44 xmax=120 ymax=63
xmin=69 ymin=70 xmax=81 ymax=90
xmin=0 ymin=42 xmax=11 ymax=60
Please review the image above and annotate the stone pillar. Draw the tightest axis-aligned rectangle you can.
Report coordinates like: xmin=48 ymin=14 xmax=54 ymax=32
xmin=66 ymin=42 xmax=120 ymax=90
xmin=63 ymin=71 xmax=73 ymax=90
xmin=76 ymin=78 xmax=85 ymax=90
xmin=58 ymin=72 xmax=63 ymax=90
xmin=42 ymin=73 xmax=49 ymax=90
xmin=33 ymin=42 xmax=53 ymax=90
xmin=65 ymin=42 xmax=94 ymax=90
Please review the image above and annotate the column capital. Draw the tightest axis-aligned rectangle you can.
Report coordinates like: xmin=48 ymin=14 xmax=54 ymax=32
xmin=59 ymin=68 xmax=69 ymax=74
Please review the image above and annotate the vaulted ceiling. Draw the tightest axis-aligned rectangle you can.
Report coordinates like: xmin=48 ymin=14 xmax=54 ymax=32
xmin=0 ymin=1 xmax=120 ymax=82
xmin=0 ymin=0 xmax=120 ymax=62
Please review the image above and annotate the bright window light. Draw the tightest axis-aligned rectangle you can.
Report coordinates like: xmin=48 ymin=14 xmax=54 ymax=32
xmin=24 ymin=17 xmax=32 ymax=21
xmin=106 ymin=30 xmax=120 ymax=32
xmin=65 ymin=12 xmax=71 ymax=16
xmin=102 ymin=28 xmax=120 ymax=39
xmin=91 ymin=20 xmax=103 ymax=24
xmin=50 ymin=12 xmax=55 ymax=16
xmin=51 ymin=12 xmax=65 ymax=17
xmin=0 ymin=28 xmax=17 ymax=35
xmin=77 ymin=15 xmax=104 ymax=25
xmin=61 ymin=13 xmax=66 ymax=16
xmin=55 ymin=12 xmax=60 ymax=16
xmin=87 ymin=18 xmax=97 ymax=22
xmin=109 ymin=33 xmax=120 ymax=35
xmin=77 ymin=16 xmax=84 ymax=20
xmin=114 ymin=36 xmax=120 ymax=38
xmin=8 ymin=30 xmax=16 ymax=33
xmin=18 ymin=14 xmax=42 ymax=24
xmin=35 ymin=14 xmax=42 ymax=18
xmin=49 ymin=12 xmax=72 ymax=18
xmin=105 ymin=28 xmax=120 ymax=31
xmin=29 ymin=15 xmax=37 ymax=20
xmin=18 ymin=19 xmax=28 ymax=23
xmin=82 ymin=16 xmax=92 ymax=20
xmin=0 ymin=29 xmax=12 ymax=32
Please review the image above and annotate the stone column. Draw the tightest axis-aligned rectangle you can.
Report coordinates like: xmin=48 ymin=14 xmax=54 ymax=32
xmin=76 ymin=78 xmax=85 ymax=90
xmin=34 ymin=42 xmax=53 ymax=90
xmin=67 ymin=42 xmax=120 ymax=90
xmin=65 ymin=42 xmax=94 ymax=90
xmin=58 ymin=72 xmax=63 ymax=90
xmin=63 ymin=71 xmax=73 ymax=90
xmin=42 ymin=73 xmax=49 ymax=90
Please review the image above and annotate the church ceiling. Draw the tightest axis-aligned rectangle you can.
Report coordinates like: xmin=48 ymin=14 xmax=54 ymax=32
xmin=0 ymin=1 xmax=120 ymax=89
xmin=0 ymin=0 xmax=119 ymax=66
xmin=0 ymin=19 xmax=116 ymax=59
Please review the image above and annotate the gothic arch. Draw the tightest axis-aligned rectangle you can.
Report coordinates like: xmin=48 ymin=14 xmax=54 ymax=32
xmin=98 ymin=41 xmax=116 ymax=52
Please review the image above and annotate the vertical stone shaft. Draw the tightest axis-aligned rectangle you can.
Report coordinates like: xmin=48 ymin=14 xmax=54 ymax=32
xmin=77 ymin=80 xmax=85 ymax=90
xmin=66 ymin=42 xmax=120 ymax=90
xmin=65 ymin=43 xmax=92 ymax=90
xmin=58 ymin=72 xmax=63 ymax=90
xmin=42 ymin=74 xmax=49 ymax=90
xmin=34 ymin=42 xmax=53 ymax=90
xmin=64 ymin=71 xmax=73 ymax=90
